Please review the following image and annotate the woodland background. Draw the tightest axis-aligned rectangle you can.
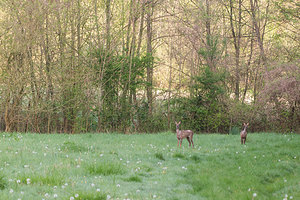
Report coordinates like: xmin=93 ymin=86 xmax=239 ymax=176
xmin=0 ymin=0 xmax=299 ymax=134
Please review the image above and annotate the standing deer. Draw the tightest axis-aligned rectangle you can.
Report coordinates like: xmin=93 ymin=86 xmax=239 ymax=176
xmin=175 ymin=121 xmax=194 ymax=148
xmin=240 ymin=123 xmax=249 ymax=144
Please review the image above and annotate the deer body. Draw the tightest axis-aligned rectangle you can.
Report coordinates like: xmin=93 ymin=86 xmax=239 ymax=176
xmin=240 ymin=123 xmax=249 ymax=144
xmin=175 ymin=122 xmax=194 ymax=148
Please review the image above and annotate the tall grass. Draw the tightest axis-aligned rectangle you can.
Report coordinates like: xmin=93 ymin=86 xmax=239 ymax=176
xmin=0 ymin=132 xmax=299 ymax=199
xmin=0 ymin=174 xmax=6 ymax=190
xmin=86 ymin=162 xmax=125 ymax=176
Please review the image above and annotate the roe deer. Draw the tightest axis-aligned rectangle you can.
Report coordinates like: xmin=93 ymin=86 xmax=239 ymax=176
xmin=175 ymin=121 xmax=194 ymax=148
xmin=240 ymin=123 xmax=249 ymax=144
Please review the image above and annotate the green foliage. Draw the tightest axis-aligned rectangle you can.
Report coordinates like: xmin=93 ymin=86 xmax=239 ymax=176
xmin=230 ymin=126 xmax=240 ymax=135
xmin=90 ymin=48 xmax=153 ymax=133
xmin=170 ymin=67 xmax=229 ymax=133
xmin=199 ymin=35 xmax=222 ymax=63
xmin=192 ymin=66 xmax=226 ymax=103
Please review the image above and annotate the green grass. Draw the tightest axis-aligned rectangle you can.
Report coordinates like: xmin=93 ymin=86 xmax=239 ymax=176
xmin=0 ymin=132 xmax=299 ymax=200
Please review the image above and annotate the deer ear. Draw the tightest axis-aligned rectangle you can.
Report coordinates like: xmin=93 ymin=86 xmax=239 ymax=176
xmin=247 ymin=123 xmax=249 ymax=125
xmin=179 ymin=121 xmax=181 ymax=124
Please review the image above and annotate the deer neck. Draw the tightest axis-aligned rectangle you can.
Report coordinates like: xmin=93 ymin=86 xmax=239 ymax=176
xmin=176 ymin=128 xmax=181 ymax=136
xmin=242 ymin=127 xmax=247 ymax=135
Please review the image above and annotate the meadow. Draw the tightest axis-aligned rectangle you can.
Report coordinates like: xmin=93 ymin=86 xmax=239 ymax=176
xmin=0 ymin=132 xmax=299 ymax=200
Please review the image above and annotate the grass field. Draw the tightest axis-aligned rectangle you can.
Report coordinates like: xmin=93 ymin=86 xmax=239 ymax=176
xmin=0 ymin=132 xmax=299 ymax=200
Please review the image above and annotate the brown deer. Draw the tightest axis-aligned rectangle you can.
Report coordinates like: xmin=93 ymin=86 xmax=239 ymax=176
xmin=240 ymin=123 xmax=249 ymax=144
xmin=175 ymin=121 xmax=194 ymax=148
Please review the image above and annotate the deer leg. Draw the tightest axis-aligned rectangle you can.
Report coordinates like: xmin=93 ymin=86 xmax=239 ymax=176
xmin=190 ymin=135 xmax=194 ymax=148
xmin=191 ymin=138 xmax=194 ymax=148
xmin=187 ymin=137 xmax=191 ymax=147
xmin=177 ymin=139 xmax=179 ymax=147
xmin=180 ymin=139 xmax=182 ymax=147
xmin=241 ymin=138 xmax=243 ymax=144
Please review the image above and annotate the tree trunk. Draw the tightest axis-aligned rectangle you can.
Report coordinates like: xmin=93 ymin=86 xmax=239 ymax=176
xmin=146 ymin=0 xmax=153 ymax=116
xmin=229 ymin=0 xmax=242 ymax=101
xmin=250 ymin=0 xmax=267 ymax=65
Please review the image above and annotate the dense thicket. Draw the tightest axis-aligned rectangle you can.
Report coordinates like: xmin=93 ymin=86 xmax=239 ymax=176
xmin=0 ymin=0 xmax=299 ymax=134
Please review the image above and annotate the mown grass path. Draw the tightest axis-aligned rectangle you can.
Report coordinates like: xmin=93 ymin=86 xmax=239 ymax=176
xmin=0 ymin=132 xmax=299 ymax=200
